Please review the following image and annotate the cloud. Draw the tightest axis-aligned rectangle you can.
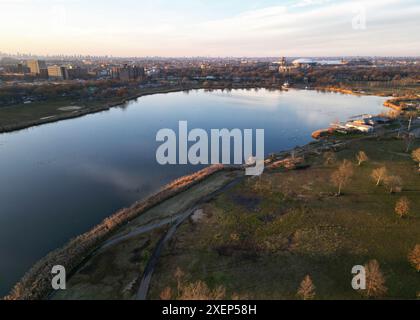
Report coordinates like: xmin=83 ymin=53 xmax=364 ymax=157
xmin=177 ymin=0 xmax=420 ymax=56
xmin=292 ymin=0 xmax=334 ymax=8
xmin=1 ymin=0 xmax=419 ymax=56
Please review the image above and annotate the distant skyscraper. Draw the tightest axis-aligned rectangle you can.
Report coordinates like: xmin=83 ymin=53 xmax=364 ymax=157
xmin=27 ymin=60 xmax=47 ymax=75
xmin=47 ymin=65 xmax=68 ymax=80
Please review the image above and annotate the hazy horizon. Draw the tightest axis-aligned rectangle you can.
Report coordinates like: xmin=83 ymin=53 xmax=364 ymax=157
xmin=1 ymin=52 xmax=420 ymax=59
xmin=1 ymin=0 xmax=419 ymax=57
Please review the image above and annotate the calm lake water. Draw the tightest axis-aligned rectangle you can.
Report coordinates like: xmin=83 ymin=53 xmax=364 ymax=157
xmin=0 ymin=88 xmax=387 ymax=295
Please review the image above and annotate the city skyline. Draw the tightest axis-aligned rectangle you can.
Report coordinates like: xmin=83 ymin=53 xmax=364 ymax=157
xmin=1 ymin=0 xmax=419 ymax=57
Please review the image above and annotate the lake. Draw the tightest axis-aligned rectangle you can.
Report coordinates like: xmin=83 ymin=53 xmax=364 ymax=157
xmin=0 ymin=88 xmax=387 ymax=295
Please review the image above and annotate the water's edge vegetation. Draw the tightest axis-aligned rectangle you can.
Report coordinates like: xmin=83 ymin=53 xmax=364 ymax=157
xmin=4 ymin=164 xmax=237 ymax=300
xmin=0 ymin=83 xmax=402 ymax=134
xmin=3 ymin=88 xmax=407 ymax=300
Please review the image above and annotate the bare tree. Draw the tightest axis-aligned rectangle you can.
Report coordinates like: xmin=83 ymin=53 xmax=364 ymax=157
xmin=381 ymin=110 xmax=401 ymax=120
xmin=174 ymin=267 xmax=185 ymax=296
xmin=356 ymin=151 xmax=369 ymax=166
xmin=160 ymin=287 xmax=173 ymax=300
xmin=371 ymin=167 xmax=388 ymax=186
xmin=172 ymin=267 xmax=226 ymax=300
xmin=384 ymin=175 xmax=403 ymax=193
xmin=395 ymin=197 xmax=410 ymax=218
xmin=405 ymin=111 xmax=418 ymax=131
xmin=363 ymin=260 xmax=387 ymax=298
xmin=179 ymin=281 xmax=226 ymax=300
xmin=412 ymin=148 xmax=420 ymax=172
xmin=403 ymin=133 xmax=415 ymax=153
xmin=408 ymin=244 xmax=420 ymax=272
xmin=231 ymin=292 xmax=249 ymax=300
xmin=323 ymin=151 xmax=336 ymax=166
xmin=331 ymin=160 xmax=354 ymax=196
xmin=384 ymin=109 xmax=400 ymax=120
xmin=297 ymin=275 xmax=316 ymax=300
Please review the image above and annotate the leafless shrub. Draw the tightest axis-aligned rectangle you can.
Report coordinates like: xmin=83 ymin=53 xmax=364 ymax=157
xmin=395 ymin=197 xmax=410 ymax=218
xmin=179 ymin=281 xmax=226 ymax=300
xmin=323 ymin=151 xmax=336 ymax=166
xmin=408 ymin=245 xmax=420 ymax=272
xmin=356 ymin=151 xmax=369 ymax=166
xmin=384 ymin=175 xmax=403 ymax=193
xmin=297 ymin=275 xmax=316 ymax=300
xmin=412 ymin=148 xmax=420 ymax=172
xmin=171 ymin=267 xmax=226 ymax=300
xmin=160 ymin=287 xmax=173 ymax=300
xmin=331 ymin=160 xmax=354 ymax=196
xmin=174 ymin=267 xmax=185 ymax=295
xmin=363 ymin=260 xmax=387 ymax=298
xmin=231 ymin=292 xmax=249 ymax=300
xmin=371 ymin=167 xmax=388 ymax=186
xmin=381 ymin=109 xmax=400 ymax=120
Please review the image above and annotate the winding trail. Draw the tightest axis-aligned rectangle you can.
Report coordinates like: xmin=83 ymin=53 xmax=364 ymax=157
xmin=136 ymin=209 xmax=194 ymax=300
xmin=100 ymin=215 xmax=181 ymax=251
xmin=136 ymin=177 xmax=243 ymax=300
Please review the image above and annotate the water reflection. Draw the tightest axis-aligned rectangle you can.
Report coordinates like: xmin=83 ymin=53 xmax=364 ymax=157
xmin=0 ymin=89 xmax=387 ymax=295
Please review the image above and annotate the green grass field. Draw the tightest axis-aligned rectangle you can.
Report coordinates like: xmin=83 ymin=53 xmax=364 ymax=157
xmin=0 ymin=98 xmax=81 ymax=128
xmin=52 ymin=171 xmax=241 ymax=300
xmin=149 ymin=137 xmax=420 ymax=300
xmin=0 ymin=86 xmax=195 ymax=132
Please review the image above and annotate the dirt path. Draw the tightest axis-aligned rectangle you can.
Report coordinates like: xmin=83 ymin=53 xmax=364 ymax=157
xmin=100 ymin=215 xmax=181 ymax=251
xmin=136 ymin=177 xmax=243 ymax=300
xmin=136 ymin=209 xmax=194 ymax=300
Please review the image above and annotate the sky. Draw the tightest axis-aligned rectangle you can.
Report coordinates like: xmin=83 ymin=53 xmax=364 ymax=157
xmin=0 ymin=0 xmax=419 ymax=57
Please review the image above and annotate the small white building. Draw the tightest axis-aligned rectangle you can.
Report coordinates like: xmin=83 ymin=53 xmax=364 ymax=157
xmin=292 ymin=58 xmax=317 ymax=68
xmin=345 ymin=122 xmax=374 ymax=133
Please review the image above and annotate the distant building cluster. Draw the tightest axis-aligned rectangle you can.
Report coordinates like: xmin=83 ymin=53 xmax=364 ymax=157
xmin=24 ymin=59 xmax=89 ymax=80
xmin=273 ymin=56 xmax=373 ymax=73
xmin=27 ymin=60 xmax=48 ymax=77
xmin=47 ymin=65 xmax=68 ymax=80
xmin=0 ymin=53 xmax=418 ymax=90
xmin=111 ymin=64 xmax=145 ymax=81
xmin=0 ymin=58 xmax=146 ymax=83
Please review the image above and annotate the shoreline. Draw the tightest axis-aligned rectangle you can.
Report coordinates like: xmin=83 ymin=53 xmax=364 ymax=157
xmin=4 ymin=135 xmax=344 ymax=300
xmin=4 ymin=164 xmax=242 ymax=300
xmin=2 ymin=85 xmax=404 ymax=300
xmin=0 ymin=84 xmax=401 ymax=135
xmin=3 ymin=133 xmax=372 ymax=300
xmin=0 ymin=86 xmax=201 ymax=134
xmin=0 ymin=83 xmax=280 ymax=134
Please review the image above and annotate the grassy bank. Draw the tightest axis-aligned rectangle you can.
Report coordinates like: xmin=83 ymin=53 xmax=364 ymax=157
xmin=35 ymin=131 xmax=420 ymax=300
xmin=6 ymin=127 xmax=420 ymax=300
xmin=4 ymin=164 xmax=230 ymax=300
xmin=0 ymin=83 xmax=282 ymax=134
xmin=4 ymin=85 xmax=419 ymax=300
xmin=0 ymin=85 xmax=203 ymax=133
xmin=51 ymin=170 xmax=242 ymax=300
xmin=315 ymin=82 xmax=420 ymax=98
xmin=148 ymin=137 xmax=420 ymax=300
xmin=0 ymin=82 xmax=415 ymax=134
